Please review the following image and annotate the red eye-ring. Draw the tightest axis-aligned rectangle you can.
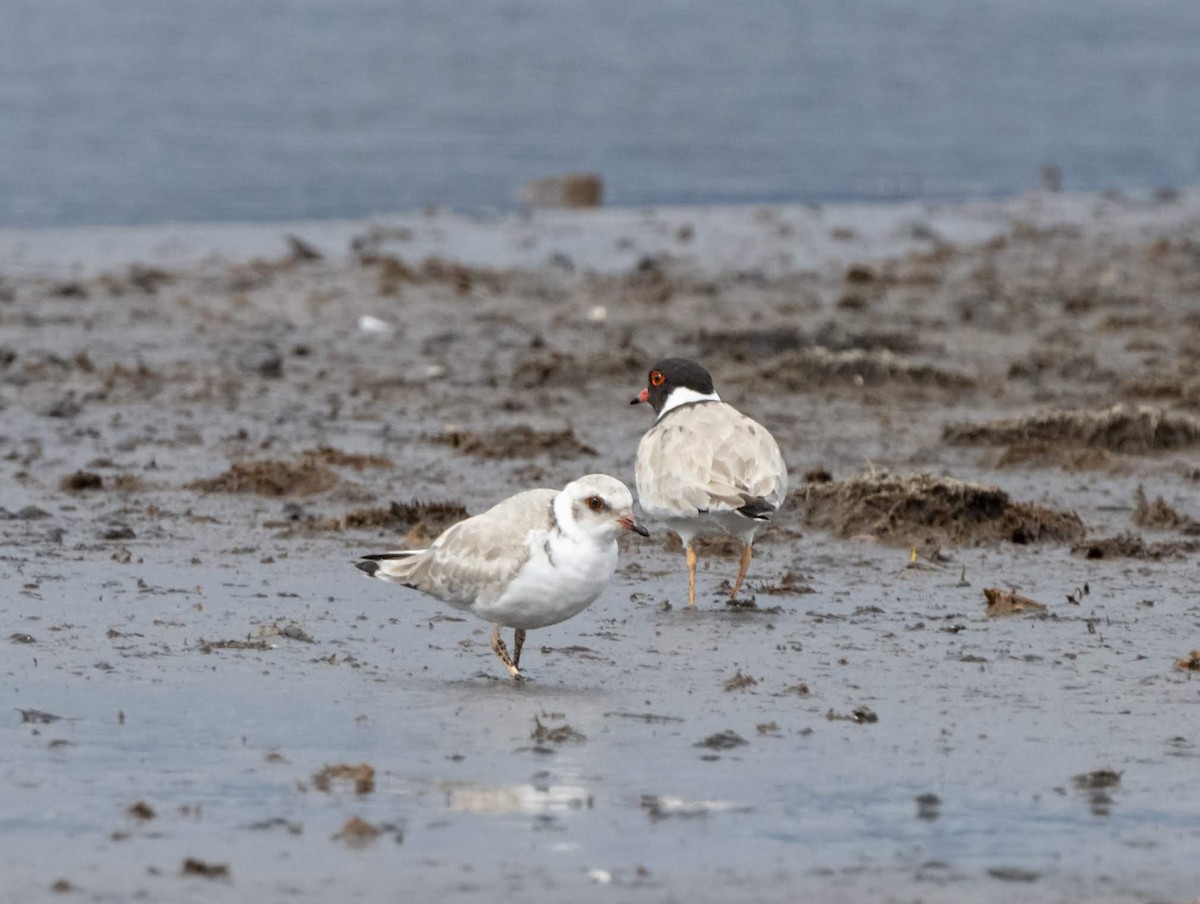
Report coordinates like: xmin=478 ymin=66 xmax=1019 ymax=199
xmin=650 ymin=370 xmax=665 ymax=387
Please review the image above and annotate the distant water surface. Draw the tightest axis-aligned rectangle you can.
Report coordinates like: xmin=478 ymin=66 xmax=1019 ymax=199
xmin=1 ymin=0 xmax=1198 ymax=227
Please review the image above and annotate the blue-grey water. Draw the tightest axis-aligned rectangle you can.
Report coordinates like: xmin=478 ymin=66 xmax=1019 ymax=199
xmin=2 ymin=0 xmax=1199 ymax=228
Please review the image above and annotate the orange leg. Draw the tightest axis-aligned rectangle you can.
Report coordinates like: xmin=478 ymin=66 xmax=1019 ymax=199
xmin=730 ymin=543 xmax=753 ymax=600
xmin=686 ymin=545 xmax=698 ymax=607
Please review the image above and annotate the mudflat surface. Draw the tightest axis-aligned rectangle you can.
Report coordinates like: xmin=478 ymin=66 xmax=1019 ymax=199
xmin=3 ymin=195 xmax=1200 ymax=902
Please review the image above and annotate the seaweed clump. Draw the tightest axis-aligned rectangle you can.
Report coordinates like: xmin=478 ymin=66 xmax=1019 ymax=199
xmin=944 ymin=405 xmax=1200 ymax=454
xmin=797 ymin=470 xmax=1084 ymax=547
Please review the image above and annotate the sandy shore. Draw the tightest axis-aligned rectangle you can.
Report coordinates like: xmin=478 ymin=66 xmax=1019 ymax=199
xmin=3 ymin=190 xmax=1199 ymax=903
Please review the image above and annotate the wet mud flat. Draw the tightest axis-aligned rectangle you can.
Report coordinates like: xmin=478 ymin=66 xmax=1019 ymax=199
xmin=3 ymin=192 xmax=1200 ymax=902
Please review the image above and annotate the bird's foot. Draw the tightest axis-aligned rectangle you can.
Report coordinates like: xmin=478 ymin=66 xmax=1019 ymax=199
xmin=725 ymin=595 xmax=759 ymax=610
xmin=513 ymin=628 xmax=526 ymax=669
xmin=490 ymin=626 xmax=524 ymax=680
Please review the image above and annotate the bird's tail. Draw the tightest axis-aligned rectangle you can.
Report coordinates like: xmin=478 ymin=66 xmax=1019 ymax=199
xmin=355 ymin=549 xmax=426 ymax=585
xmin=735 ymin=496 xmax=777 ymax=521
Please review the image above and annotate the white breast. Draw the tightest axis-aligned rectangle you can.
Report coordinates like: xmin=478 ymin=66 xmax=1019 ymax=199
xmin=472 ymin=531 xmax=618 ymax=630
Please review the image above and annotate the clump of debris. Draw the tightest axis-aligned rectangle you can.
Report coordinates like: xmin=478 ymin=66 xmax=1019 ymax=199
xmin=796 ymin=470 xmax=1084 ymax=546
xmin=944 ymin=405 xmax=1200 ymax=454
xmin=430 ymin=425 xmax=596 ymax=459
xmin=189 ymin=460 xmax=339 ymax=496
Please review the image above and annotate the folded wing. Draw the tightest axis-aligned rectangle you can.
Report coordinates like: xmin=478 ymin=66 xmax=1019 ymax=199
xmin=637 ymin=403 xmax=787 ymax=518
xmin=359 ymin=488 xmax=558 ymax=606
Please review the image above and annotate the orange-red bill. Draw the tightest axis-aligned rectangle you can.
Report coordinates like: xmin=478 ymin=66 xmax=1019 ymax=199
xmin=619 ymin=515 xmax=650 ymax=537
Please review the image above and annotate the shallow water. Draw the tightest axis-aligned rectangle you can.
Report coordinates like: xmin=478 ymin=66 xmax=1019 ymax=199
xmin=3 ymin=0 xmax=1200 ymax=226
xmin=5 ymin=542 xmax=1200 ymax=902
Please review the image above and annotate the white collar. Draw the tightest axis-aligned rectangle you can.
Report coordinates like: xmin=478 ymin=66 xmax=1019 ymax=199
xmin=656 ymin=387 xmax=721 ymax=421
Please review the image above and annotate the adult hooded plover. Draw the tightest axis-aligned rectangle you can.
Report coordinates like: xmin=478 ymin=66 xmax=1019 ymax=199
xmin=356 ymin=474 xmax=648 ymax=679
xmin=632 ymin=358 xmax=787 ymax=606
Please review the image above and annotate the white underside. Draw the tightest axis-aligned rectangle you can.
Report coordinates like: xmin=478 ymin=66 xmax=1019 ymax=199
xmin=470 ymin=531 xmax=618 ymax=630
xmin=652 ymin=510 xmax=764 ymax=547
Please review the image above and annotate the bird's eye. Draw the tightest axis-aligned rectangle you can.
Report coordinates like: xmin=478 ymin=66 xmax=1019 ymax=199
xmin=650 ymin=370 xmax=665 ymax=387
xmin=586 ymin=496 xmax=605 ymax=512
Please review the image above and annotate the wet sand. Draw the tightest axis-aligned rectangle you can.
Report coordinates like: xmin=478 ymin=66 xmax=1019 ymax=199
xmin=3 ymin=190 xmax=1200 ymax=902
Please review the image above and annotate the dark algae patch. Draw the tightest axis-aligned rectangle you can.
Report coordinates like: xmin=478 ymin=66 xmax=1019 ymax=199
xmin=303 ymin=446 xmax=393 ymax=471
xmin=984 ymin=588 xmax=1049 ymax=617
xmin=1073 ymin=769 xmax=1121 ymax=790
xmin=196 ymin=638 xmax=272 ymax=653
xmin=797 ymin=470 xmax=1084 ymax=546
xmin=510 ymin=345 xmax=647 ymax=388
xmin=1073 ymin=769 xmax=1121 ymax=817
xmin=1175 ymin=651 xmax=1200 ymax=672
xmin=530 ymin=714 xmax=586 ymax=745
xmin=334 ymin=815 xmax=382 ymax=848
xmin=311 ymin=763 xmax=375 ymax=795
xmin=189 ymin=459 xmax=340 ymax=496
xmin=430 ymin=424 xmax=596 ymax=460
xmin=724 ymin=670 xmax=759 ymax=691
xmin=181 ymin=858 xmax=228 ymax=878
xmin=60 ymin=470 xmax=103 ymax=492
xmin=19 ymin=709 xmax=62 ymax=724
xmin=1133 ymin=485 xmax=1199 ymax=532
xmin=987 ymin=867 xmax=1040 ymax=883
xmin=1071 ymin=533 xmax=1200 ymax=560
xmin=755 ymin=348 xmax=974 ymax=392
xmin=343 ymin=499 xmax=468 ymax=536
xmin=944 ymin=405 xmax=1200 ymax=454
xmin=695 ymin=730 xmax=748 ymax=750
xmin=993 ymin=440 xmax=1117 ymax=472
xmin=127 ymin=801 xmax=156 ymax=820
xmin=826 ymin=706 xmax=878 ymax=724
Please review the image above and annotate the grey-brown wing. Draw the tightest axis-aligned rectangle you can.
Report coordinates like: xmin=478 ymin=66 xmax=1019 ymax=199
xmin=405 ymin=488 xmax=557 ymax=606
xmin=636 ymin=403 xmax=787 ymax=516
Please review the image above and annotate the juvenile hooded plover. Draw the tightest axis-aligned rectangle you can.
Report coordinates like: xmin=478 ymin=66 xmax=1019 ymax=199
xmin=632 ymin=358 xmax=787 ymax=606
xmin=356 ymin=473 xmax=648 ymax=679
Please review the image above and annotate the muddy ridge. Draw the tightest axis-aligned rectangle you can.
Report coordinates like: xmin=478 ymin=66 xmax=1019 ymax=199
xmin=796 ymin=470 xmax=1086 ymax=546
xmin=189 ymin=460 xmax=341 ymax=496
xmin=943 ymin=405 xmax=1200 ymax=454
xmin=755 ymin=348 xmax=975 ymax=392
xmin=1071 ymin=533 xmax=1200 ymax=560
xmin=343 ymin=500 xmax=470 ymax=545
xmin=430 ymin=425 xmax=597 ymax=460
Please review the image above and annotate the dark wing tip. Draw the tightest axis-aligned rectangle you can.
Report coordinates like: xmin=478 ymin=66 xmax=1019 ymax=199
xmin=360 ymin=550 xmax=421 ymax=561
xmin=355 ymin=560 xmax=380 ymax=576
xmin=736 ymin=497 xmax=777 ymax=520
